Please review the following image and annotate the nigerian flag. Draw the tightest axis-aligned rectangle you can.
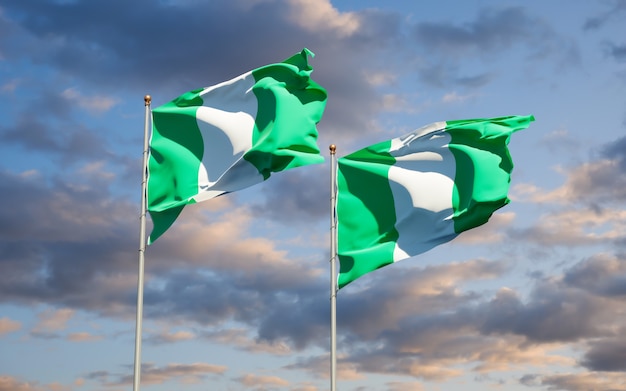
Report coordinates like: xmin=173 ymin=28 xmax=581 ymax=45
xmin=147 ymin=49 xmax=327 ymax=244
xmin=336 ymin=115 xmax=534 ymax=288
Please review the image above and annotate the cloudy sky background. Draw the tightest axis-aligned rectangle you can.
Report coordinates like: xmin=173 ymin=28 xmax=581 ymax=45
xmin=1 ymin=1 xmax=625 ymax=390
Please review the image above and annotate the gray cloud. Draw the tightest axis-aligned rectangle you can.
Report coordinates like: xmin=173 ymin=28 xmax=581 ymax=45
xmin=605 ymin=42 xmax=626 ymax=62
xmin=413 ymin=7 xmax=536 ymax=54
xmin=564 ymin=254 xmax=626 ymax=297
xmin=251 ymin=165 xmax=329 ymax=224
xmin=409 ymin=6 xmax=581 ymax=89
xmin=0 ymin=0 xmax=405 ymax=143
xmin=536 ymin=372 xmax=626 ymax=391
xmin=583 ymin=0 xmax=626 ymax=31
xmin=478 ymin=281 xmax=608 ymax=342
xmin=87 ymin=362 xmax=227 ymax=387
xmin=0 ymin=113 xmax=110 ymax=164
xmin=582 ymin=338 xmax=626 ymax=371
xmin=0 ymin=170 xmax=139 ymax=311
xmin=601 ymin=135 xmax=626 ymax=169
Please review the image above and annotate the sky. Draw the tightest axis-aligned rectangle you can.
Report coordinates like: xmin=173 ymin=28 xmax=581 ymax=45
xmin=0 ymin=0 xmax=625 ymax=391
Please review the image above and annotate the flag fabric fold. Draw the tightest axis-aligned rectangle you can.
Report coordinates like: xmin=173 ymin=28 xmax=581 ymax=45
xmin=336 ymin=115 xmax=534 ymax=288
xmin=147 ymin=48 xmax=327 ymax=244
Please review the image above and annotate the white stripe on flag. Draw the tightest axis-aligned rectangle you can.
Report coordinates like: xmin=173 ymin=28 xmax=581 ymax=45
xmin=388 ymin=127 xmax=457 ymax=261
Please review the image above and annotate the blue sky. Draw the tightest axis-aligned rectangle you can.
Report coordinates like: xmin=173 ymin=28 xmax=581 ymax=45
xmin=0 ymin=1 xmax=625 ymax=391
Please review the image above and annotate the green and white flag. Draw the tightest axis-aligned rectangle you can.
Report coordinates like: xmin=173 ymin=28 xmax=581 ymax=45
xmin=336 ymin=115 xmax=534 ymax=288
xmin=147 ymin=49 xmax=327 ymax=244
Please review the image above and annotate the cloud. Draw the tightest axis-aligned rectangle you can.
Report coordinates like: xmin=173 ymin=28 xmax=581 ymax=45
xmin=601 ymin=135 xmax=626 ymax=169
xmin=0 ymin=0 xmax=410 ymax=146
xmin=0 ymin=0 xmax=391 ymax=93
xmin=412 ymin=7 xmax=537 ymax=54
xmin=285 ymin=353 xmax=365 ymax=381
xmin=583 ymin=0 xmax=626 ymax=30
xmin=386 ymin=381 xmax=425 ymax=391
xmin=563 ymin=253 xmax=626 ymax=297
xmin=0 ymin=169 xmax=141 ymax=313
xmin=441 ymin=91 xmax=476 ymax=103
xmin=0 ymin=376 xmax=42 ymax=391
xmin=455 ymin=212 xmax=515 ymax=244
xmin=250 ymin=166 xmax=328 ymax=224
xmin=235 ymin=373 xmax=289 ymax=387
xmin=200 ymin=328 xmax=292 ymax=355
xmin=536 ymin=372 xmax=626 ymax=391
xmin=514 ymin=134 xmax=626 ymax=207
xmin=581 ymin=338 xmax=626 ymax=371
xmin=382 ymin=93 xmax=414 ymax=112
xmin=537 ymin=129 xmax=581 ymax=154
xmin=60 ymin=88 xmax=118 ymax=114
xmin=285 ymin=0 xmax=360 ymax=37
xmin=0 ymin=317 xmax=21 ymax=335
xmin=409 ymin=6 xmax=581 ymax=88
xmin=0 ymin=79 xmax=19 ymax=93
xmin=147 ymin=329 xmax=196 ymax=345
xmin=409 ymin=4 xmax=578 ymax=75
xmin=285 ymin=254 xmax=626 ymax=382
xmin=605 ymin=42 xmax=626 ymax=62
xmin=513 ymin=206 xmax=626 ymax=246
xmin=105 ymin=362 xmax=227 ymax=386
xmin=512 ymin=136 xmax=626 ymax=249
xmin=478 ymin=283 xmax=610 ymax=343
xmin=367 ymin=70 xmax=398 ymax=87
xmin=33 ymin=308 xmax=74 ymax=333
xmin=553 ymin=159 xmax=626 ymax=202
xmin=0 ymin=106 xmax=112 ymax=164
xmin=66 ymin=332 xmax=103 ymax=342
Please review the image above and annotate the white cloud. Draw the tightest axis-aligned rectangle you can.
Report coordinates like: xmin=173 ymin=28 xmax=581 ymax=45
xmin=0 ymin=79 xmax=19 ymax=93
xmin=0 ymin=317 xmax=21 ymax=336
xmin=66 ymin=332 xmax=103 ymax=342
xmin=287 ymin=0 xmax=360 ymax=36
xmin=33 ymin=308 xmax=74 ymax=332
xmin=524 ymin=207 xmax=626 ymax=246
xmin=441 ymin=91 xmax=475 ymax=103
xmin=456 ymin=212 xmax=516 ymax=244
xmin=61 ymin=88 xmax=118 ymax=114
xmin=368 ymin=71 xmax=398 ymax=87
xmin=237 ymin=373 xmax=289 ymax=387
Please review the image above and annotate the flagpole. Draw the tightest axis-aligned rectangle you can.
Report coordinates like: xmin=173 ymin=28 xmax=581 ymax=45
xmin=329 ymin=144 xmax=338 ymax=391
xmin=133 ymin=94 xmax=151 ymax=391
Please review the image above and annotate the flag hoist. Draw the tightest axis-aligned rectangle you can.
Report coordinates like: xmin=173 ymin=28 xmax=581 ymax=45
xmin=133 ymin=95 xmax=151 ymax=391
xmin=329 ymin=144 xmax=338 ymax=391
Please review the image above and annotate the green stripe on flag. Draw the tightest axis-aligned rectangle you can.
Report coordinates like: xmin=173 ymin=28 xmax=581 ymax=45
xmin=246 ymin=50 xmax=326 ymax=177
xmin=149 ymin=90 xmax=205 ymax=211
xmin=447 ymin=116 xmax=533 ymax=233
xmin=337 ymin=140 xmax=398 ymax=289
xmin=147 ymin=90 xmax=205 ymax=244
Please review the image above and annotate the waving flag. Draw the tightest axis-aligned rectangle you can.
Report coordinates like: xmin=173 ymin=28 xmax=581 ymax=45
xmin=336 ymin=115 xmax=534 ymax=288
xmin=147 ymin=49 xmax=327 ymax=243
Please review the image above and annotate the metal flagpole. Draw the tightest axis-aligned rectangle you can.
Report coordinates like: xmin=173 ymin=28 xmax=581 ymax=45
xmin=133 ymin=94 xmax=151 ymax=391
xmin=329 ymin=144 xmax=338 ymax=391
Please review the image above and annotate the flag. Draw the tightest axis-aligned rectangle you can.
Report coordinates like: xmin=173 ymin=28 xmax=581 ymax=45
xmin=147 ymin=48 xmax=327 ymax=244
xmin=336 ymin=115 xmax=534 ymax=288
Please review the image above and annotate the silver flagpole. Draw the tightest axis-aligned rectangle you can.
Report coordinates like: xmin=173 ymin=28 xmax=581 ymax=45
xmin=133 ymin=95 xmax=151 ymax=391
xmin=329 ymin=144 xmax=338 ymax=391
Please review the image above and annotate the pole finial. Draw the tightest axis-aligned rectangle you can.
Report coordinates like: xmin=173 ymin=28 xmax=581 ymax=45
xmin=329 ymin=144 xmax=336 ymax=154
xmin=144 ymin=95 xmax=151 ymax=105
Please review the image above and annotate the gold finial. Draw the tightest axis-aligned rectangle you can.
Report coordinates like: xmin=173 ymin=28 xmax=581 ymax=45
xmin=144 ymin=95 xmax=151 ymax=105
xmin=329 ymin=144 xmax=336 ymax=154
